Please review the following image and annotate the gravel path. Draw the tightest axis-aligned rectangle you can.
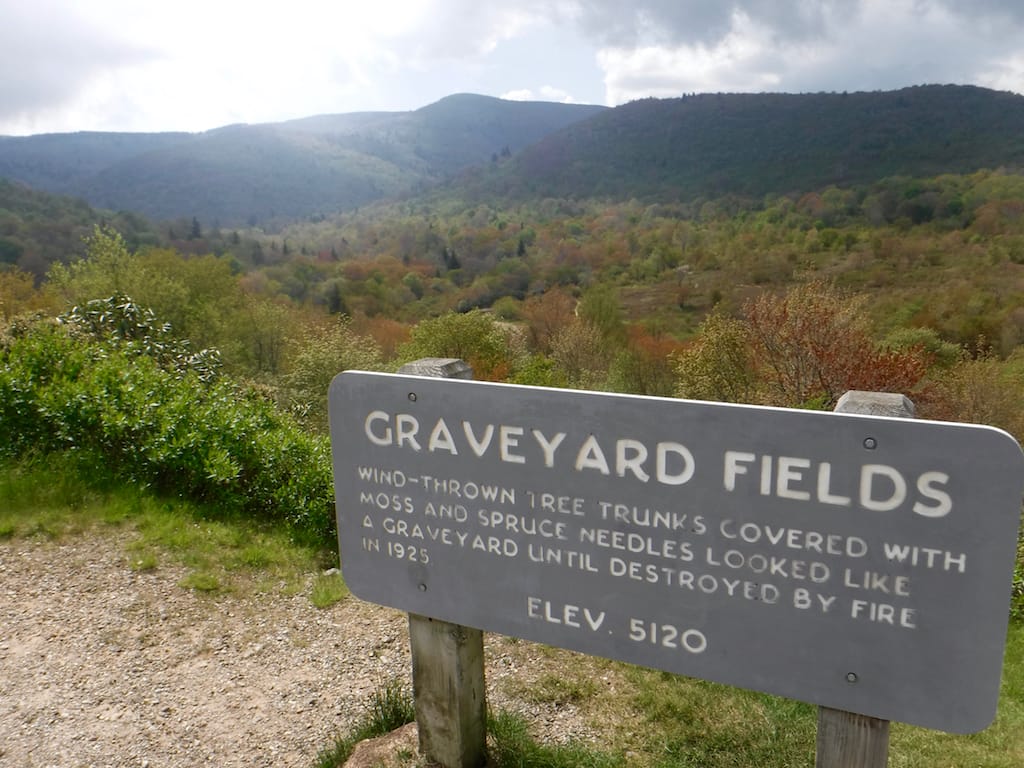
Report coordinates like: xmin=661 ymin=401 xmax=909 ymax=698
xmin=0 ymin=533 xmax=601 ymax=767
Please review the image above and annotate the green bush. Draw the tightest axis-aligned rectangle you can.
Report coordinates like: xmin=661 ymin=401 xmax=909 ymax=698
xmin=0 ymin=312 xmax=335 ymax=544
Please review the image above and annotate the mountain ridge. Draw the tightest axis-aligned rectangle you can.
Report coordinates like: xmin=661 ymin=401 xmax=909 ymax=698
xmin=0 ymin=94 xmax=607 ymax=226
xmin=3 ymin=86 xmax=1024 ymax=227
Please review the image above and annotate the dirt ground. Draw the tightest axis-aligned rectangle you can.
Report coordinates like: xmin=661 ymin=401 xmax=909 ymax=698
xmin=0 ymin=532 xmax=604 ymax=767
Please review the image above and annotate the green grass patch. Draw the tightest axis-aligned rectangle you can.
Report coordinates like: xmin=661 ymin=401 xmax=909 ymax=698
xmin=0 ymin=457 xmax=336 ymax=602
xmin=310 ymin=571 xmax=349 ymax=609
xmin=487 ymin=710 xmax=623 ymax=768
xmin=624 ymin=669 xmax=816 ymax=767
xmin=615 ymin=627 xmax=1024 ymax=767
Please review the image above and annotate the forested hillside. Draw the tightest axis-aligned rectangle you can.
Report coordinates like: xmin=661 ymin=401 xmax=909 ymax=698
xmin=471 ymin=85 xmax=1024 ymax=202
xmin=5 ymin=86 xmax=1024 ymax=228
xmin=0 ymin=95 xmax=605 ymax=227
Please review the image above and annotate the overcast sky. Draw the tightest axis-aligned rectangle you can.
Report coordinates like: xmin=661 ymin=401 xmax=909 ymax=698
xmin=2 ymin=0 xmax=1023 ymax=136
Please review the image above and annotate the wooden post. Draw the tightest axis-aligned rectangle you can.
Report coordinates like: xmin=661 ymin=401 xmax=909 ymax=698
xmin=816 ymin=390 xmax=914 ymax=768
xmin=398 ymin=358 xmax=487 ymax=768
xmin=816 ymin=708 xmax=890 ymax=768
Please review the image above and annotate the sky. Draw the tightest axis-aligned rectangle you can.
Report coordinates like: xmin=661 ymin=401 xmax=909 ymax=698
xmin=2 ymin=0 xmax=1024 ymax=136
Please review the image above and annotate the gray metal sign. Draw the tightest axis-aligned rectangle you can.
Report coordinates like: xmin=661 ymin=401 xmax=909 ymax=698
xmin=328 ymin=372 xmax=1024 ymax=733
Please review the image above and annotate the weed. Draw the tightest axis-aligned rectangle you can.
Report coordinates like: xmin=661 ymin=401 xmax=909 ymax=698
xmin=487 ymin=710 xmax=623 ymax=768
xmin=310 ymin=571 xmax=348 ymax=609
xmin=312 ymin=678 xmax=416 ymax=768
xmin=129 ymin=551 xmax=159 ymax=572
xmin=180 ymin=571 xmax=221 ymax=593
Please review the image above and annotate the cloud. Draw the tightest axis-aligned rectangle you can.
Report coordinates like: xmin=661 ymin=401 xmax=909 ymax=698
xmin=591 ymin=0 xmax=1024 ymax=103
xmin=567 ymin=0 xmax=848 ymax=48
xmin=0 ymin=1 xmax=158 ymax=132
xmin=3 ymin=0 xmax=1023 ymax=135
xmin=501 ymin=86 xmax=577 ymax=103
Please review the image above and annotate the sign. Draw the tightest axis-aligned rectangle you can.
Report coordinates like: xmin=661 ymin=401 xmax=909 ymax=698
xmin=328 ymin=372 xmax=1024 ymax=733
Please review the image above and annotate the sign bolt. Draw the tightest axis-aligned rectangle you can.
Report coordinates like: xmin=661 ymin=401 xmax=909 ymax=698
xmin=863 ymin=437 xmax=877 ymax=450
xmin=418 ymin=583 xmax=427 ymax=591
xmin=408 ymin=392 xmax=418 ymax=402
xmin=846 ymin=672 xmax=859 ymax=684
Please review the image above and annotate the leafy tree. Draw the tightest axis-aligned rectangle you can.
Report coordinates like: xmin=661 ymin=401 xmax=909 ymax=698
xmin=576 ymin=284 xmax=625 ymax=344
xmin=549 ymin=320 xmax=611 ymax=390
xmin=397 ymin=310 xmax=518 ymax=381
xmin=674 ymin=310 xmax=757 ymax=403
xmin=47 ymin=226 xmax=137 ymax=302
xmin=602 ymin=325 xmax=682 ymax=397
xmin=284 ymin=316 xmax=384 ymax=431
xmin=743 ymin=281 xmax=930 ymax=408
xmin=923 ymin=345 xmax=1024 ymax=439
xmin=0 ymin=268 xmax=56 ymax=320
xmin=231 ymin=297 xmax=295 ymax=376
xmin=676 ymin=282 xmax=931 ymax=409
xmin=521 ymin=287 xmax=576 ymax=354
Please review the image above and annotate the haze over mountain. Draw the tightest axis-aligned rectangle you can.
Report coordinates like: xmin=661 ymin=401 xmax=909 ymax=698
xmin=2 ymin=86 xmax=1024 ymax=230
xmin=0 ymin=95 xmax=606 ymax=227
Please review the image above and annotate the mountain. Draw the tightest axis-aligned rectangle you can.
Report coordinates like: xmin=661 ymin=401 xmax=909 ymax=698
xmin=0 ymin=95 xmax=607 ymax=226
xmin=6 ymin=86 xmax=1023 ymax=230
xmin=471 ymin=85 xmax=1024 ymax=203
xmin=0 ymin=179 xmax=171 ymax=276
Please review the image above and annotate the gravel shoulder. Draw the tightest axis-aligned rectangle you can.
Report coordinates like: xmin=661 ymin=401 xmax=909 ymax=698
xmin=0 ymin=532 xmax=610 ymax=767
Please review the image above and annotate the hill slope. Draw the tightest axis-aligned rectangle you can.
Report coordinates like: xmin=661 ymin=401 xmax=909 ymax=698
xmin=477 ymin=85 xmax=1024 ymax=202
xmin=0 ymin=95 xmax=606 ymax=226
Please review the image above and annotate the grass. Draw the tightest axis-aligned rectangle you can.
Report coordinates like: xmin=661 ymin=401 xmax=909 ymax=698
xmin=0 ymin=455 xmax=337 ymax=605
xmin=311 ymin=570 xmax=349 ymax=608
xmin=4 ymin=455 xmax=1024 ymax=767
xmin=312 ymin=678 xmax=417 ymax=768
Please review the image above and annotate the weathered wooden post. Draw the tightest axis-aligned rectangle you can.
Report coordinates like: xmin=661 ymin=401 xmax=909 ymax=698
xmin=397 ymin=358 xmax=487 ymax=768
xmin=815 ymin=391 xmax=914 ymax=768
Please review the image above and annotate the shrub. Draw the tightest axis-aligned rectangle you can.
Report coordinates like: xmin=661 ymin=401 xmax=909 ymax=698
xmin=0 ymin=312 xmax=336 ymax=544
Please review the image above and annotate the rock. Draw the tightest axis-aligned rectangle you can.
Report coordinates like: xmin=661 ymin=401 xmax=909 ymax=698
xmin=342 ymin=722 xmax=420 ymax=768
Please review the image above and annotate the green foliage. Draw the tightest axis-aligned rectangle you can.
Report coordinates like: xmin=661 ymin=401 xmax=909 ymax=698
xmin=674 ymin=310 xmax=756 ymax=403
xmin=47 ymin=226 xmax=256 ymax=371
xmin=510 ymin=354 xmax=569 ymax=388
xmin=284 ymin=315 xmax=384 ymax=431
xmin=577 ymin=284 xmax=625 ymax=344
xmin=0 ymin=179 xmax=162 ymax=277
xmin=549 ymin=320 xmax=612 ymax=390
xmin=490 ymin=85 xmax=1024 ymax=204
xmin=0 ymin=315 xmax=335 ymax=544
xmin=397 ymin=309 xmax=519 ymax=381
xmin=58 ymin=294 xmax=222 ymax=383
